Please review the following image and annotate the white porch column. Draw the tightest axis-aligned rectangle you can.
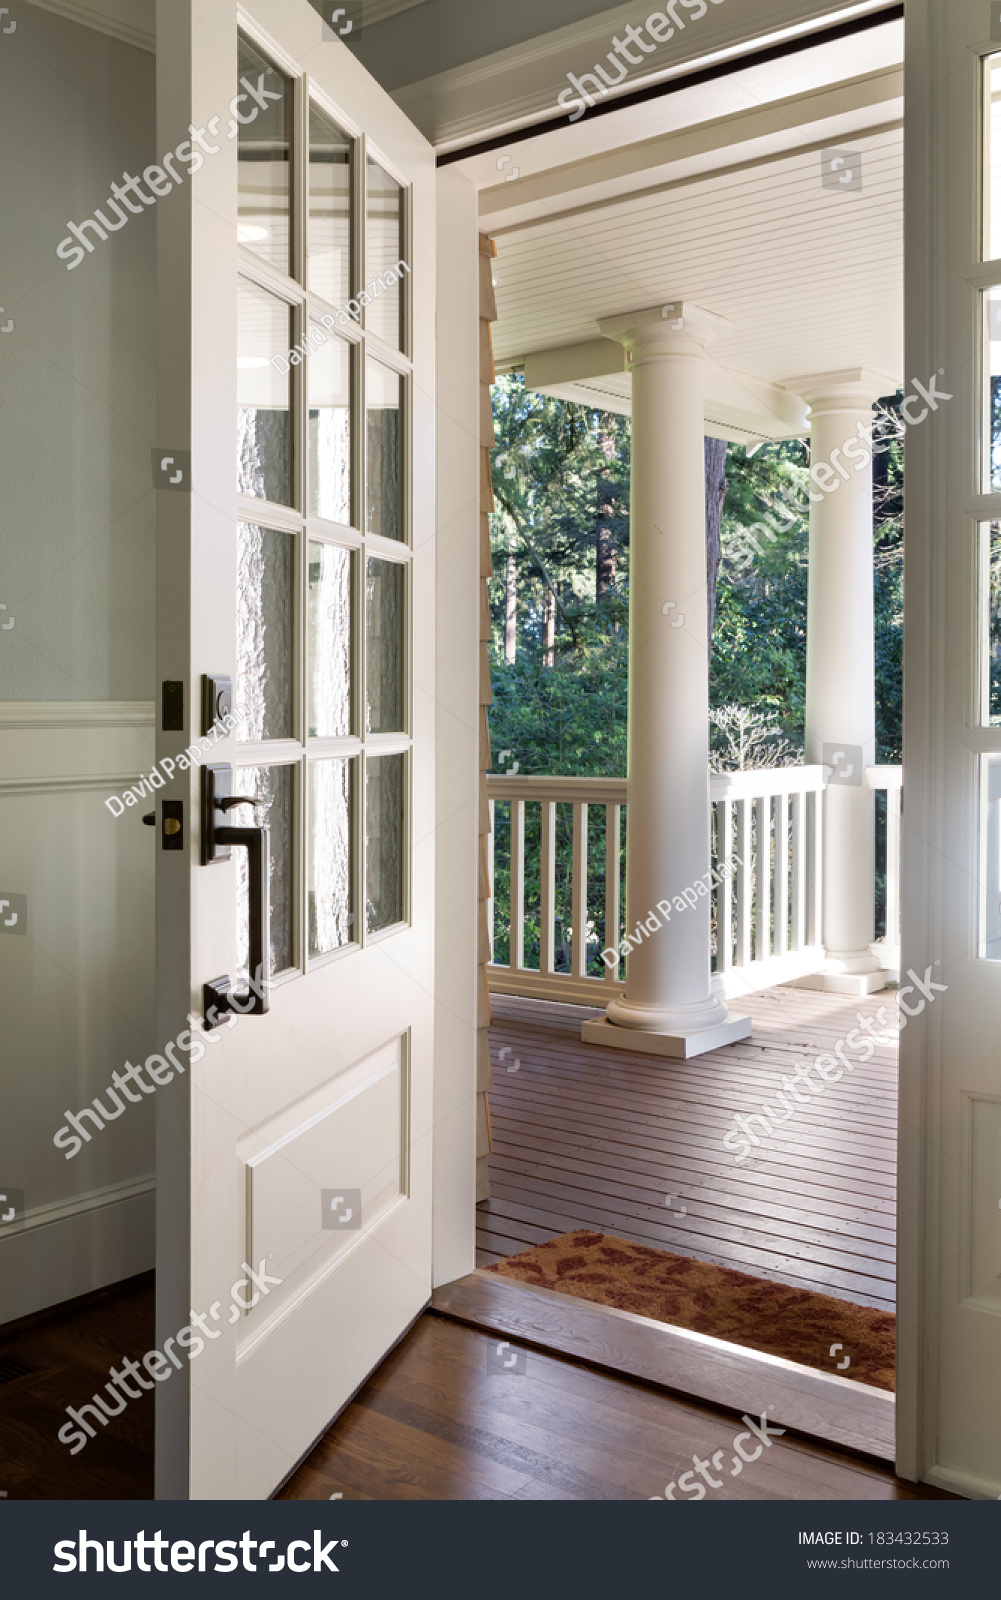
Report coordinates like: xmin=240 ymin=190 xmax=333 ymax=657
xmin=581 ymin=303 xmax=750 ymax=1059
xmin=789 ymin=368 xmax=893 ymax=996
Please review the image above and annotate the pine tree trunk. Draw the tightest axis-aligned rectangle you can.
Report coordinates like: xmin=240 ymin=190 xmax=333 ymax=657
xmin=704 ymin=436 xmax=727 ymax=654
xmin=597 ymin=522 xmax=616 ymax=600
xmin=543 ymin=589 xmax=556 ymax=667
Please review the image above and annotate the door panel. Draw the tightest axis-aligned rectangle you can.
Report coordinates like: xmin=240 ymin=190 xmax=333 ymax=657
xmin=155 ymin=0 xmax=434 ymax=1500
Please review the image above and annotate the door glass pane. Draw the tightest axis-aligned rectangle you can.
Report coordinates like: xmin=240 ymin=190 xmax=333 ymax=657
xmin=366 ymin=557 xmax=404 ymax=733
xmin=237 ymin=279 xmax=292 ymax=505
xmin=366 ymin=154 xmax=403 ymax=348
xmin=236 ymin=762 xmax=295 ymax=977
xmin=309 ymin=757 xmax=354 ymax=957
xmin=308 ymin=102 xmax=351 ymax=307
xmin=237 ymin=35 xmax=291 ymax=274
xmin=982 ymin=522 xmax=1001 ymax=724
xmin=308 ymin=540 xmax=353 ymax=738
xmin=308 ymin=331 xmax=352 ymax=525
xmin=237 ymin=523 xmax=294 ymax=741
xmin=366 ymin=357 xmax=402 ymax=541
xmin=366 ymin=753 xmax=404 ymax=932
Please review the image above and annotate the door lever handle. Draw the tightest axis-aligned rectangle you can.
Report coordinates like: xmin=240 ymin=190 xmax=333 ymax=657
xmin=206 ymin=821 xmax=270 ymax=1024
xmin=201 ymin=764 xmax=271 ymax=1026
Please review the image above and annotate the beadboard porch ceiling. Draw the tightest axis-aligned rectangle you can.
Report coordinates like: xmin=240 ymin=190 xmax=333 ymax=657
xmin=450 ymin=14 xmax=903 ymax=408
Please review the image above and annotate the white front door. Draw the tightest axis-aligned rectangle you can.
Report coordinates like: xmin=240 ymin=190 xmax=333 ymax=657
xmin=900 ymin=0 xmax=1001 ymax=1498
xmin=154 ymin=0 xmax=435 ymax=1500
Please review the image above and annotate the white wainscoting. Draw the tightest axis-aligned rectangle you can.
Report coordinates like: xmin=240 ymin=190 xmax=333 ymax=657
xmin=0 ymin=701 xmax=157 ymax=1323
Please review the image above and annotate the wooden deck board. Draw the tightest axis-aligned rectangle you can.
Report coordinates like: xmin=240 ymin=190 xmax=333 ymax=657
xmin=480 ymin=987 xmax=898 ymax=1311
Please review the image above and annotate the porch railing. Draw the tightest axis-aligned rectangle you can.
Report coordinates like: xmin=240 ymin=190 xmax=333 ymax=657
xmin=486 ymin=763 xmax=901 ymax=1008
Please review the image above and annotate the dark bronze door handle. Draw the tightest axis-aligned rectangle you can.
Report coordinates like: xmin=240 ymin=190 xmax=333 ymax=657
xmin=201 ymin=764 xmax=271 ymax=1027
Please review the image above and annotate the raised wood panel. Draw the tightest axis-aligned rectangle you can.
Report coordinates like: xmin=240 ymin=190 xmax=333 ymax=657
xmin=236 ymin=1036 xmax=409 ymax=1357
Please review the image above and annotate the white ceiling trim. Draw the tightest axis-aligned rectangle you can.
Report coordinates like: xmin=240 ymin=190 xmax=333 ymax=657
xmin=25 ymin=0 xmax=154 ymax=52
xmin=477 ymin=66 xmax=901 ymax=227
xmin=421 ymin=0 xmax=897 ymax=150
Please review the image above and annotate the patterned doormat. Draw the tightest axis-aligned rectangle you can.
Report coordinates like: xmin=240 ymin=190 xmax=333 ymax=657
xmin=486 ymin=1230 xmax=895 ymax=1391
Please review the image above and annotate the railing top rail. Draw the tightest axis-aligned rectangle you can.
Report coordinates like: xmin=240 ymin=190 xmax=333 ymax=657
xmin=709 ymin=764 xmax=828 ymax=800
xmin=865 ymin=764 xmax=903 ymax=789
xmin=486 ymin=765 xmax=830 ymax=803
xmin=486 ymin=774 xmax=626 ymax=802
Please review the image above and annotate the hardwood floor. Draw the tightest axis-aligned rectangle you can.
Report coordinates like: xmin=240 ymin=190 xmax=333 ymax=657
xmin=280 ymin=1313 xmax=949 ymax=1501
xmin=0 ymin=1273 xmax=154 ymax=1500
xmin=0 ymin=1277 xmax=953 ymax=1502
xmin=479 ymin=987 xmax=898 ymax=1310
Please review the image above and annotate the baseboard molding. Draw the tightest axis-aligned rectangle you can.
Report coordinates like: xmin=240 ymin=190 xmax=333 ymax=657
xmin=432 ymin=1270 xmax=895 ymax=1462
xmin=0 ymin=1182 xmax=155 ymax=1325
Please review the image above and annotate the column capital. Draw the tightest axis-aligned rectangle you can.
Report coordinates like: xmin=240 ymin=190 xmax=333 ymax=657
xmin=597 ymin=301 xmax=732 ymax=359
xmin=781 ymin=367 xmax=898 ymax=413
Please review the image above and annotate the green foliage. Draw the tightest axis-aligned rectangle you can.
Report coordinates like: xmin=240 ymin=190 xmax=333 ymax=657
xmin=488 ymin=381 xmax=904 ymax=770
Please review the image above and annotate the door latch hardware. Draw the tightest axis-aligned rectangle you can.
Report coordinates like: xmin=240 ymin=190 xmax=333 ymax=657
xmin=202 ymin=674 xmax=233 ymax=737
xmin=201 ymin=764 xmax=269 ymax=1023
xmin=161 ymin=799 xmax=183 ymax=851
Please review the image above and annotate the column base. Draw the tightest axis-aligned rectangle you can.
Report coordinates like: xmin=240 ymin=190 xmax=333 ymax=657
xmin=581 ymin=1011 xmax=752 ymax=1060
xmin=793 ymin=969 xmax=890 ymax=997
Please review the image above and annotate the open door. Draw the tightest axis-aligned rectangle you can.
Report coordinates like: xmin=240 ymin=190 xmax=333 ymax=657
xmin=900 ymin=0 xmax=1001 ymax=1498
xmin=155 ymin=0 xmax=435 ymax=1500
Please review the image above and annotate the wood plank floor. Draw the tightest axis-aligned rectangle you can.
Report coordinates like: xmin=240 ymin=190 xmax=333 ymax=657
xmin=479 ymin=987 xmax=899 ymax=1311
xmin=281 ymin=1313 xmax=950 ymax=1501
xmin=0 ymin=1273 xmax=155 ymax=1500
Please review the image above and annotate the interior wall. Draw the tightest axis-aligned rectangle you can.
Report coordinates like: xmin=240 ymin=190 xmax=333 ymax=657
xmin=0 ymin=2 xmax=157 ymax=1322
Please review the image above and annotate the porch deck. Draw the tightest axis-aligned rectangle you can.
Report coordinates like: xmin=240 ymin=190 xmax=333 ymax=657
xmin=479 ymin=987 xmax=898 ymax=1312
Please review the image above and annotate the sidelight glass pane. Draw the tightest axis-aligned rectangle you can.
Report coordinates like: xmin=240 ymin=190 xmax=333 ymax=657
xmin=236 ymin=523 xmax=294 ymax=741
xmin=237 ymin=36 xmax=291 ymax=274
xmin=366 ymin=557 xmax=404 ymax=733
xmin=308 ymin=539 xmax=353 ymax=739
xmin=309 ymin=758 xmax=355 ymax=957
xmin=236 ymin=762 xmax=295 ymax=977
xmin=365 ymin=154 xmax=404 ymax=348
xmin=366 ymin=753 xmax=405 ymax=932
xmin=308 ymin=331 xmax=351 ymax=525
xmin=366 ymin=357 xmax=402 ymax=541
xmin=982 ymin=523 xmax=1001 ymax=725
xmin=237 ymin=279 xmax=292 ymax=505
xmin=308 ymin=102 xmax=351 ymax=308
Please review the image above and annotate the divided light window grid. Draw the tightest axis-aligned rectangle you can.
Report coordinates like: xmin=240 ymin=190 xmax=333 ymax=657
xmin=234 ymin=26 xmax=412 ymax=982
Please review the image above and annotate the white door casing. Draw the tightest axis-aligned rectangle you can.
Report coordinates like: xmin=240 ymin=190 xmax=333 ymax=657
xmin=155 ymin=0 xmax=435 ymax=1500
xmin=899 ymin=0 xmax=1001 ymax=1498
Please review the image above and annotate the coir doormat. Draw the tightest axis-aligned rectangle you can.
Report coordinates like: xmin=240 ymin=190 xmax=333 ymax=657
xmin=486 ymin=1230 xmax=894 ymax=1391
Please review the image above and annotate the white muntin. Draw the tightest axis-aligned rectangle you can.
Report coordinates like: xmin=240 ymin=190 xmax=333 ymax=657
xmin=268 ymin=259 xmax=411 ymax=375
